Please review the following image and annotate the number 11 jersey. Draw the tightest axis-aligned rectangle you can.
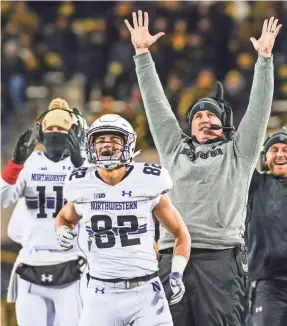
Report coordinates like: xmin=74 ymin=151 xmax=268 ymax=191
xmin=64 ymin=163 xmax=173 ymax=279
xmin=1 ymin=151 xmax=74 ymax=249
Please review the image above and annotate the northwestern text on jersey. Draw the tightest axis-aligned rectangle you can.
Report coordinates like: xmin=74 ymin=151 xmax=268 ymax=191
xmin=31 ymin=174 xmax=67 ymax=182
xmin=91 ymin=201 xmax=138 ymax=210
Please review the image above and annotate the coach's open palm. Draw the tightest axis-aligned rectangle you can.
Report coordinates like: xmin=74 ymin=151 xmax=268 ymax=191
xmin=124 ymin=11 xmax=165 ymax=55
xmin=250 ymin=17 xmax=282 ymax=58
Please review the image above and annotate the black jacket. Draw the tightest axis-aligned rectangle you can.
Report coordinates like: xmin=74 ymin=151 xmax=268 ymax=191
xmin=247 ymin=170 xmax=287 ymax=281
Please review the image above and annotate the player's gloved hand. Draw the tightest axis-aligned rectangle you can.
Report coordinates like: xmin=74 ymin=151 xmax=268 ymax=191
xmin=68 ymin=125 xmax=85 ymax=168
xmin=56 ymin=225 xmax=77 ymax=250
xmin=13 ymin=129 xmax=38 ymax=164
xmin=169 ymin=272 xmax=185 ymax=305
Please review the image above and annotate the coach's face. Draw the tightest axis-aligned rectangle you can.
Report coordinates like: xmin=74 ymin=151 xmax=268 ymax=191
xmin=94 ymin=134 xmax=124 ymax=159
xmin=191 ymin=110 xmax=223 ymax=144
xmin=266 ymin=143 xmax=287 ymax=177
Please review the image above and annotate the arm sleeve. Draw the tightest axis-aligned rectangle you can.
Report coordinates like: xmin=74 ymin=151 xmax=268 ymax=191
xmin=134 ymin=52 xmax=183 ymax=158
xmin=1 ymin=169 xmax=27 ymax=208
xmin=234 ymin=54 xmax=274 ymax=162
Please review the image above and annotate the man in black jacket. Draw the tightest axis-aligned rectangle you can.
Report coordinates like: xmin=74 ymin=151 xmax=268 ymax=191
xmin=246 ymin=128 xmax=287 ymax=326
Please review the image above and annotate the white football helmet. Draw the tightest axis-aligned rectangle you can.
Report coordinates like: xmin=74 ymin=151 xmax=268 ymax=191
xmin=86 ymin=114 xmax=137 ymax=170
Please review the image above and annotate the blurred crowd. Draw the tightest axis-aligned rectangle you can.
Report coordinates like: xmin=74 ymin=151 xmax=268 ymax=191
xmin=1 ymin=1 xmax=287 ymax=150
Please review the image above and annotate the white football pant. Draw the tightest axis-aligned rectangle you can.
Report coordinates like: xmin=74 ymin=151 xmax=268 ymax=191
xmin=78 ymin=276 xmax=173 ymax=326
xmin=16 ymin=277 xmax=82 ymax=326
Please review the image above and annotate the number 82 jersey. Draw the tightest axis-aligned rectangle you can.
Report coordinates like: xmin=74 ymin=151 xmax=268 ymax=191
xmin=64 ymin=162 xmax=173 ymax=279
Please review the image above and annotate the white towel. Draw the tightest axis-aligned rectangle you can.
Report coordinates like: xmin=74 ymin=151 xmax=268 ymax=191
xmin=7 ymin=257 xmax=21 ymax=303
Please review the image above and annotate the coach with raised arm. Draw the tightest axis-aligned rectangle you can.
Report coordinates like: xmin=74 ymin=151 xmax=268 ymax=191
xmin=125 ymin=11 xmax=281 ymax=326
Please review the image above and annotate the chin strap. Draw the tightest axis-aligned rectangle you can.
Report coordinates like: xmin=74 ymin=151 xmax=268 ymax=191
xmin=131 ymin=150 xmax=141 ymax=160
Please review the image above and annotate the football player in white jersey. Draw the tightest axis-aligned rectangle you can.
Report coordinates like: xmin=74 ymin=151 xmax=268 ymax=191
xmin=1 ymin=99 xmax=87 ymax=326
xmin=56 ymin=114 xmax=191 ymax=326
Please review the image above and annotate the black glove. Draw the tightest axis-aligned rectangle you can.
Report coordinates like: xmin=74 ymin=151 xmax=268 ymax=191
xmin=68 ymin=126 xmax=85 ymax=168
xmin=13 ymin=129 xmax=38 ymax=164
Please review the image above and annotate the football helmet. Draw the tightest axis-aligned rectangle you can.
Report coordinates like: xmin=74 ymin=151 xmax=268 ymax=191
xmin=86 ymin=114 xmax=137 ymax=170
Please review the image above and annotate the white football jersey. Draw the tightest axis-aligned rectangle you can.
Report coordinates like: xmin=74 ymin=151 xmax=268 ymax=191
xmin=1 ymin=151 xmax=74 ymax=251
xmin=7 ymin=197 xmax=26 ymax=244
xmin=64 ymin=162 xmax=173 ymax=279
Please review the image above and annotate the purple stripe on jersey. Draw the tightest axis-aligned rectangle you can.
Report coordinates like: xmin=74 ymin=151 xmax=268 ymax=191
xmin=129 ymin=224 xmax=147 ymax=235
xmin=46 ymin=198 xmax=55 ymax=209
xmin=25 ymin=199 xmax=38 ymax=209
xmin=85 ymin=224 xmax=148 ymax=237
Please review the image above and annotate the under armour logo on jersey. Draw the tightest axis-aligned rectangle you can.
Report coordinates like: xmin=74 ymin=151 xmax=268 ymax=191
xmin=255 ymin=306 xmax=263 ymax=313
xmin=95 ymin=287 xmax=105 ymax=294
xmin=122 ymin=190 xmax=132 ymax=197
xmin=41 ymin=274 xmax=53 ymax=282
xmin=151 ymin=281 xmax=161 ymax=292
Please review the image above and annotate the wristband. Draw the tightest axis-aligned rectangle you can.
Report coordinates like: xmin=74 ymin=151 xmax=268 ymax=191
xmin=2 ymin=160 xmax=24 ymax=185
xmin=171 ymin=255 xmax=188 ymax=276
xmin=56 ymin=225 xmax=71 ymax=234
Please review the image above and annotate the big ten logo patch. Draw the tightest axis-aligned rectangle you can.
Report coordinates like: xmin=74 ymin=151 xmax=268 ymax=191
xmin=94 ymin=193 xmax=106 ymax=199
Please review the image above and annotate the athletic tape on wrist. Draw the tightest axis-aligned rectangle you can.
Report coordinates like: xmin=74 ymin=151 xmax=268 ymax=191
xmin=171 ymin=255 xmax=188 ymax=276
xmin=2 ymin=160 xmax=24 ymax=185
xmin=56 ymin=225 xmax=71 ymax=235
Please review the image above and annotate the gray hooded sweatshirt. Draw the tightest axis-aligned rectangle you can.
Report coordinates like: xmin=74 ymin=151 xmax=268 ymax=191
xmin=134 ymin=52 xmax=274 ymax=250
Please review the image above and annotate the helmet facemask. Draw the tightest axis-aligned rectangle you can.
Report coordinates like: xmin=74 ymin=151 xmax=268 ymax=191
xmin=86 ymin=128 xmax=136 ymax=170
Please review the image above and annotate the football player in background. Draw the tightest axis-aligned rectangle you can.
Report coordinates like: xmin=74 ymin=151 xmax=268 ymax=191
xmin=56 ymin=114 xmax=191 ymax=326
xmin=1 ymin=98 xmax=87 ymax=326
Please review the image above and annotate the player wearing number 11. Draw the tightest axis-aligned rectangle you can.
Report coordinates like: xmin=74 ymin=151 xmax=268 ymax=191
xmin=56 ymin=114 xmax=191 ymax=326
xmin=1 ymin=99 xmax=87 ymax=326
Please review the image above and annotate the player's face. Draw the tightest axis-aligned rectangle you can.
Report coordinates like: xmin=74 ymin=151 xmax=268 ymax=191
xmin=44 ymin=126 xmax=68 ymax=134
xmin=265 ymin=143 xmax=287 ymax=177
xmin=191 ymin=110 xmax=223 ymax=144
xmin=93 ymin=134 xmax=125 ymax=160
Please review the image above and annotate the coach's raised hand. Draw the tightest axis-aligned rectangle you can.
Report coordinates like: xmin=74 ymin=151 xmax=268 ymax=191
xmin=250 ymin=17 xmax=282 ymax=58
xmin=124 ymin=10 xmax=165 ymax=55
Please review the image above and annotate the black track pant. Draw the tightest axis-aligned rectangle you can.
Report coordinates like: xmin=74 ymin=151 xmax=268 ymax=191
xmin=159 ymin=248 xmax=245 ymax=326
xmin=247 ymin=279 xmax=287 ymax=326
